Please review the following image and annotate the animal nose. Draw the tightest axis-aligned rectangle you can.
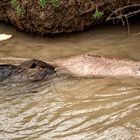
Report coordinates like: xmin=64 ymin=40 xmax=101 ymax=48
xmin=46 ymin=68 xmax=56 ymax=76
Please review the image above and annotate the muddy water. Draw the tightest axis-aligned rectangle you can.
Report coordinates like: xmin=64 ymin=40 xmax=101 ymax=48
xmin=0 ymin=22 xmax=140 ymax=140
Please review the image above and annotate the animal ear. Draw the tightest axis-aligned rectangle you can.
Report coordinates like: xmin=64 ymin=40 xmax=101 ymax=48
xmin=30 ymin=63 xmax=37 ymax=69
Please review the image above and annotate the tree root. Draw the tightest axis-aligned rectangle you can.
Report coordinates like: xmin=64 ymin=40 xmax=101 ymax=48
xmin=106 ymin=3 xmax=140 ymax=36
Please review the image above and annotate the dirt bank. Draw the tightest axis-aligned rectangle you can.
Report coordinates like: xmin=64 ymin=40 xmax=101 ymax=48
xmin=0 ymin=0 xmax=140 ymax=35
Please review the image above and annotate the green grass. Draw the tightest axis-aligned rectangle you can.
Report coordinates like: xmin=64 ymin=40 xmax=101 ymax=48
xmin=39 ymin=0 xmax=47 ymax=7
xmin=10 ymin=0 xmax=25 ymax=16
xmin=39 ymin=0 xmax=59 ymax=7
xmin=93 ymin=9 xmax=104 ymax=20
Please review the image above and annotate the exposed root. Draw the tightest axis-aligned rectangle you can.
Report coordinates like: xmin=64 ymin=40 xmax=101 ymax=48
xmin=132 ymin=32 xmax=140 ymax=37
xmin=106 ymin=3 xmax=140 ymax=36
xmin=0 ymin=0 xmax=140 ymax=35
xmin=106 ymin=4 xmax=140 ymax=21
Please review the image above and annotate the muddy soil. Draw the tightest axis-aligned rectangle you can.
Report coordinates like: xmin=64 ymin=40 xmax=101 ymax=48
xmin=0 ymin=0 xmax=140 ymax=35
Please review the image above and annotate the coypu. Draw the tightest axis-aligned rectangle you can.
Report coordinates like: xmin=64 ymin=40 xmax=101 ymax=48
xmin=0 ymin=54 xmax=140 ymax=83
xmin=0 ymin=59 xmax=56 ymax=83
xmin=54 ymin=54 xmax=140 ymax=78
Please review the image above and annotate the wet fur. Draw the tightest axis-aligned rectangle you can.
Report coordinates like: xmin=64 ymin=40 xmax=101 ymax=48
xmin=54 ymin=54 xmax=140 ymax=78
xmin=0 ymin=59 xmax=56 ymax=82
xmin=0 ymin=54 xmax=140 ymax=83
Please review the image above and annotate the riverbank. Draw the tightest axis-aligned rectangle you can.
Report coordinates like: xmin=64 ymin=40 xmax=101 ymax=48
xmin=0 ymin=0 xmax=140 ymax=35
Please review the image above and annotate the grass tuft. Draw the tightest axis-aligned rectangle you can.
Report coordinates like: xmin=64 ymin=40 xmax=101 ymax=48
xmin=93 ymin=9 xmax=104 ymax=20
xmin=11 ymin=0 xmax=25 ymax=16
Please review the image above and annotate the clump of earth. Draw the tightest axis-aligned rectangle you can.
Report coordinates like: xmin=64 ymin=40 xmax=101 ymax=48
xmin=0 ymin=0 xmax=139 ymax=35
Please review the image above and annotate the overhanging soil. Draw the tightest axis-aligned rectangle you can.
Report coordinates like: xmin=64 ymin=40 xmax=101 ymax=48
xmin=0 ymin=0 xmax=140 ymax=35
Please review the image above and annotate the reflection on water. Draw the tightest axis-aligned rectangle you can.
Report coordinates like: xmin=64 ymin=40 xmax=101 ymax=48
xmin=0 ymin=22 xmax=140 ymax=140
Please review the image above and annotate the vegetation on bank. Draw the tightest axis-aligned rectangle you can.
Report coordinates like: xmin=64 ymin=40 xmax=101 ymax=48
xmin=39 ymin=0 xmax=59 ymax=7
xmin=10 ymin=0 xmax=104 ymax=20
xmin=1 ymin=0 xmax=139 ymax=35
xmin=10 ymin=0 xmax=59 ymax=16
xmin=93 ymin=8 xmax=104 ymax=20
xmin=10 ymin=0 xmax=25 ymax=16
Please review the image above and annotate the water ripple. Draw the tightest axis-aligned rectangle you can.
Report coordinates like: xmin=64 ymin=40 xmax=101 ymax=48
xmin=0 ymin=75 xmax=140 ymax=140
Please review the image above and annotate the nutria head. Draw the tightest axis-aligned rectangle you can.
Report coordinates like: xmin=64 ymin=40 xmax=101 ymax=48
xmin=0 ymin=59 xmax=56 ymax=83
xmin=19 ymin=59 xmax=54 ymax=69
xmin=18 ymin=59 xmax=56 ymax=81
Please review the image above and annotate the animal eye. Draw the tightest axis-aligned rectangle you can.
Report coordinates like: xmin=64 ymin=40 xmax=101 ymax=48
xmin=30 ymin=63 xmax=37 ymax=69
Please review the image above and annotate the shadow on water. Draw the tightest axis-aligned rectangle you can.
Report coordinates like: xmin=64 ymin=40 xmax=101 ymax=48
xmin=0 ymin=21 xmax=140 ymax=140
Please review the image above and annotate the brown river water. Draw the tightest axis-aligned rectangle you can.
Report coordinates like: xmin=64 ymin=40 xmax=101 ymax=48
xmin=0 ymin=21 xmax=140 ymax=140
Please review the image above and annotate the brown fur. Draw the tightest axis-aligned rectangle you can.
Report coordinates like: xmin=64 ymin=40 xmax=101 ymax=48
xmin=0 ymin=59 xmax=56 ymax=82
xmin=0 ymin=54 xmax=140 ymax=83
xmin=54 ymin=54 xmax=140 ymax=78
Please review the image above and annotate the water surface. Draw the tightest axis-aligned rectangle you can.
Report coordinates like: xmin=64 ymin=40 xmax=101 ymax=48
xmin=0 ymin=22 xmax=140 ymax=140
